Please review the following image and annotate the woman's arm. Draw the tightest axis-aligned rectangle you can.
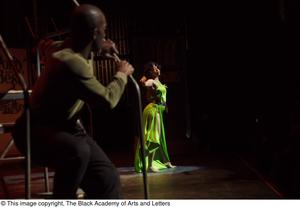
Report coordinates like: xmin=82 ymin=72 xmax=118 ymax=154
xmin=143 ymin=79 xmax=155 ymax=87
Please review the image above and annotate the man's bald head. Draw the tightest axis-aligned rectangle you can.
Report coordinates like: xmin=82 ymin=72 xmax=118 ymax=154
xmin=70 ymin=4 xmax=106 ymax=39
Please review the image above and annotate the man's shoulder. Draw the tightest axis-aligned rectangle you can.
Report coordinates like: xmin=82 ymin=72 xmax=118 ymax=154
xmin=52 ymin=48 xmax=92 ymax=76
xmin=53 ymin=48 xmax=84 ymax=64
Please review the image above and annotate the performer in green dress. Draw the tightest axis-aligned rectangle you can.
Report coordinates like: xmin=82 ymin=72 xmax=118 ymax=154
xmin=134 ymin=62 xmax=175 ymax=173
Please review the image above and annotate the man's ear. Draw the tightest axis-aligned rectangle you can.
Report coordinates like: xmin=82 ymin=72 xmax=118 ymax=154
xmin=93 ymin=28 xmax=98 ymax=40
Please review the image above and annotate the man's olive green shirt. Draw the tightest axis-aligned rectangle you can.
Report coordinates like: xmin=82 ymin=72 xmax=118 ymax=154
xmin=30 ymin=48 xmax=127 ymax=125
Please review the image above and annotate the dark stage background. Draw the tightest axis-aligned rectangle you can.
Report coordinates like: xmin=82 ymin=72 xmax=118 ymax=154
xmin=1 ymin=0 xmax=300 ymax=198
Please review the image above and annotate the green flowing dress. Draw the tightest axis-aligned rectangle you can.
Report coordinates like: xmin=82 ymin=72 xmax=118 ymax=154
xmin=134 ymin=79 xmax=171 ymax=173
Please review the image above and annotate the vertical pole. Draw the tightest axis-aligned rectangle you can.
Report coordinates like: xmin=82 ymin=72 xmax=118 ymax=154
xmin=24 ymin=90 xmax=31 ymax=199
xmin=112 ymin=54 xmax=149 ymax=199
xmin=183 ymin=16 xmax=191 ymax=139
xmin=129 ymin=75 xmax=149 ymax=199
xmin=32 ymin=0 xmax=38 ymax=35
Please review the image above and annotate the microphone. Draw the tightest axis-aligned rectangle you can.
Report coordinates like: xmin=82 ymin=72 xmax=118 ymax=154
xmin=98 ymin=38 xmax=120 ymax=60
xmin=112 ymin=53 xmax=121 ymax=63
xmin=100 ymin=52 xmax=120 ymax=62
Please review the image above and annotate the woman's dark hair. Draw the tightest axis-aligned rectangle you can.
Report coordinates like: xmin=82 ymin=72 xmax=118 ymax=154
xmin=143 ymin=61 xmax=161 ymax=79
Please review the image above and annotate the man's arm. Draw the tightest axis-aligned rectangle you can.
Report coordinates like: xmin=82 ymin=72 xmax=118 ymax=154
xmin=58 ymin=50 xmax=133 ymax=109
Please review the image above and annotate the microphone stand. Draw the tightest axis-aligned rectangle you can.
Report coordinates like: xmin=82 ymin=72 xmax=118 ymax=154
xmin=112 ymin=54 xmax=149 ymax=199
xmin=0 ymin=34 xmax=32 ymax=199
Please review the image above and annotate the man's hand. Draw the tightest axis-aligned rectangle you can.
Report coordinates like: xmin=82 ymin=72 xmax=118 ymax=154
xmin=99 ymin=39 xmax=119 ymax=58
xmin=116 ymin=60 xmax=134 ymax=76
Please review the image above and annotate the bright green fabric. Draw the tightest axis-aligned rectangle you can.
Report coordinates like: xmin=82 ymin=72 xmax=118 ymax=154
xmin=134 ymin=80 xmax=170 ymax=173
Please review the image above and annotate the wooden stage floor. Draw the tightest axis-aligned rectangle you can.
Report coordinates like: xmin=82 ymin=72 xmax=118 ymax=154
xmin=0 ymin=152 xmax=281 ymax=199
